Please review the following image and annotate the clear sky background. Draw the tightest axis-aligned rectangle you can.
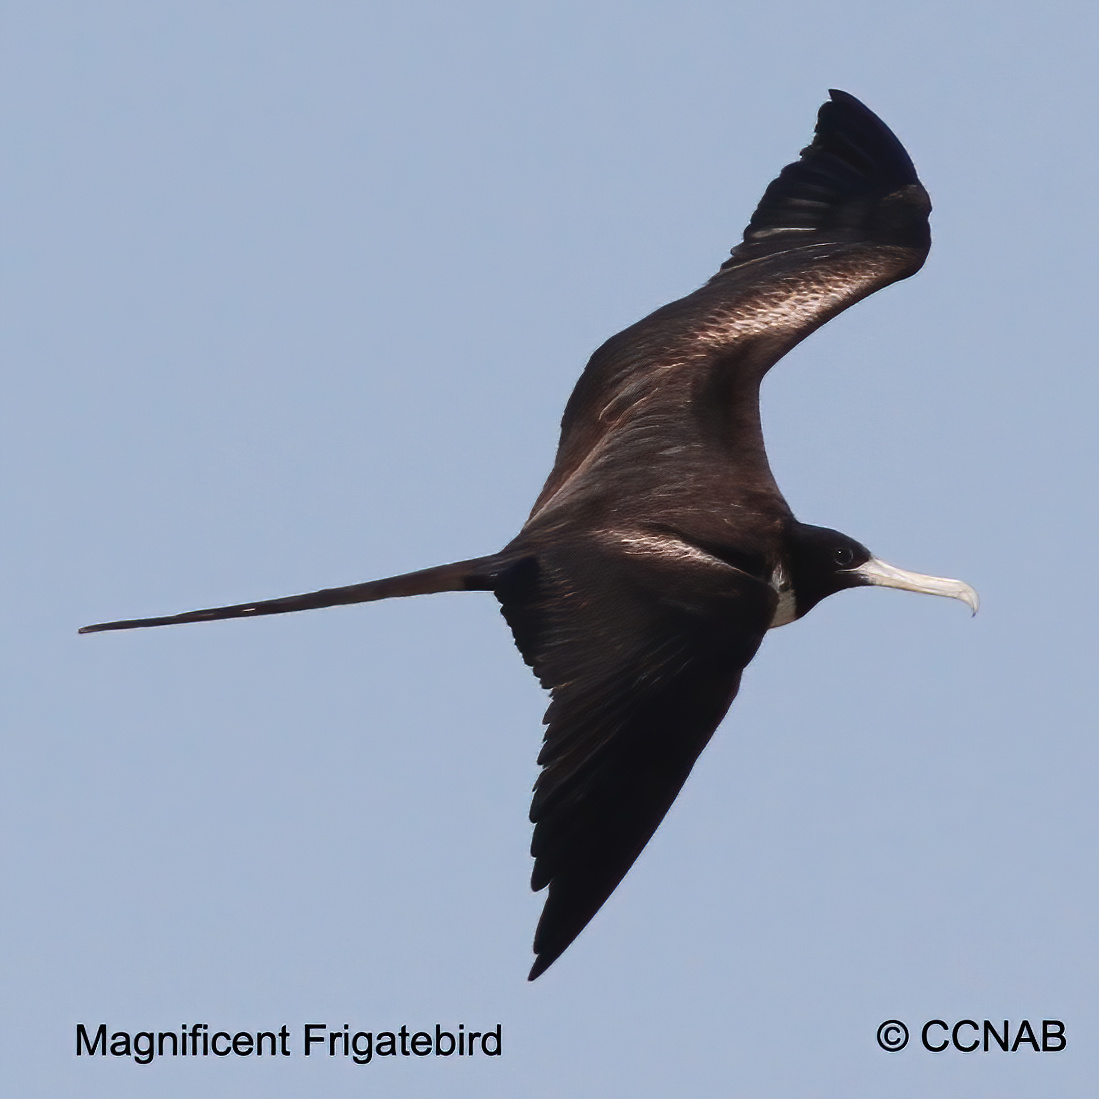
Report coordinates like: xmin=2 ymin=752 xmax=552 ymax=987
xmin=4 ymin=2 xmax=1098 ymax=1096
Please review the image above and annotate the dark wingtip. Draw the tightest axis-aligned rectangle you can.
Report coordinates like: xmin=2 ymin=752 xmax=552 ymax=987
xmin=722 ymin=89 xmax=930 ymax=269
xmin=816 ymin=89 xmax=920 ymax=185
xmin=527 ymin=920 xmax=560 ymax=981
xmin=527 ymin=945 xmax=567 ymax=980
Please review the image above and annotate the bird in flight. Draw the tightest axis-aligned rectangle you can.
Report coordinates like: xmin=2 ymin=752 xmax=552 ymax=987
xmin=82 ymin=90 xmax=977 ymax=980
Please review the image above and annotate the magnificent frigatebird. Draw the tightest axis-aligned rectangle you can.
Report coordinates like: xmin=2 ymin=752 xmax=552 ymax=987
xmin=82 ymin=90 xmax=977 ymax=980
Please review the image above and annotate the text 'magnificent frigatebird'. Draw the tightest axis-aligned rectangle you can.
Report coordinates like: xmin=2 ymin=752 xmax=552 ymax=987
xmin=82 ymin=90 xmax=977 ymax=980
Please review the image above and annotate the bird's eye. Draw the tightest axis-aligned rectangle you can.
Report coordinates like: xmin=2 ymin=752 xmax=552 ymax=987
xmin=832 ymin=546 xmax=855 ymax=567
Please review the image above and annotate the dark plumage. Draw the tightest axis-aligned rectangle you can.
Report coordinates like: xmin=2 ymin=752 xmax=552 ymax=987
xmin=81 ymin=91 xmax=977 ymax=980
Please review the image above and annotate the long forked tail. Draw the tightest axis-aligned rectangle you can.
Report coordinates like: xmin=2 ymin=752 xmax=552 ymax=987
xmin=78 ymin=554 xmax=504 ymax=634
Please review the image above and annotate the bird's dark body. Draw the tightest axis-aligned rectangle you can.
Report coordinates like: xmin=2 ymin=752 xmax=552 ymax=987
xmin=82 ymin=92 xmax=973 ymax=981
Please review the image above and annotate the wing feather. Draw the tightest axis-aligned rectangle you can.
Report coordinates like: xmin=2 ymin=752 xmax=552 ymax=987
xmin=530 ymin=91 xmax=930 ymax=521
xmin=496 ymin=536 xmax=775 ymax=978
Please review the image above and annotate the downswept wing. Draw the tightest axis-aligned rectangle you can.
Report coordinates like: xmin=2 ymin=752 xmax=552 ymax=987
xmin=530 ymin=90 xmax=931 ymax=521
xmin=496 ymin=535 xmax=777 ymax=979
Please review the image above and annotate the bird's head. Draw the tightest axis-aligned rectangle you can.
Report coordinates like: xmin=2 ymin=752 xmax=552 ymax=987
xmin=787 ymin=523 xmax=978 ymax=621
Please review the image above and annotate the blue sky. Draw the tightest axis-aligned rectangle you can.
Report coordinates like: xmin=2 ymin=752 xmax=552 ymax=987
xmin=5 ymin=2 xmax=1098 ymax=1095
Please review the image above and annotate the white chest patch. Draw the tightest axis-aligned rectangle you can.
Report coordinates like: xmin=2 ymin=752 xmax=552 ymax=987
xmin=768 ymin=563 xmax=797 ymax=628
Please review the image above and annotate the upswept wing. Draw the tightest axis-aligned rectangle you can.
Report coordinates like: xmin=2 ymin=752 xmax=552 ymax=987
xmin=530 ymin=90 xmax=931 ymax=522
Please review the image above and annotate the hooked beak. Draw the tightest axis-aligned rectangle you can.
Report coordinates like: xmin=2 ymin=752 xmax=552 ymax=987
xmin=853 ymin=557 xmax=979 ymax=615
